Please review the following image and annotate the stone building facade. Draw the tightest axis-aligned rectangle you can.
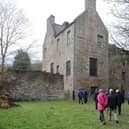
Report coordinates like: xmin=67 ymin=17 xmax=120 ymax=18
xmin=42 ymin=0 xmax=109 ymax=98
xmin=109 ymin=45 xmax=129 ymax=95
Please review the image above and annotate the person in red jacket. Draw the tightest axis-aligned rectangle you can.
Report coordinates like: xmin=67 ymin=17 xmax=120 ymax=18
xmin=97 ymin=89 xmax=108 ymax=125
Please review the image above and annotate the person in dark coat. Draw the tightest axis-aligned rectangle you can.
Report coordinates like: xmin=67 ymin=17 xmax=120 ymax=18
xmin=105 ymin=88 xmax=110 ymax=96
xmin=83 ymin=90 xmax=88 ymax=104
xmin=93 ymin=88 xmax=99 ymax=110
xmin=116 ymin=89 xmax=124 ymax=115
xmin=108 ymin=89 xmax=119 ymax=123
xmin=77 ymin=89 xmax=84 ymax=104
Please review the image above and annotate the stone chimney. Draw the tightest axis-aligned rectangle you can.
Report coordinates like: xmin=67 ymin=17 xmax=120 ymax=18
xmin=47 ymin=15 xmax=55 ymax=34
xmin=47 ymin=15 xmax=55 ymax=25
xmin=85 ymin=0 xmax=96 ymax=14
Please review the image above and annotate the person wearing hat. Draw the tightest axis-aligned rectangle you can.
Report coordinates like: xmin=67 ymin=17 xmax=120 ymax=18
xmin=97 ymin=89 xmax=108 ymax=125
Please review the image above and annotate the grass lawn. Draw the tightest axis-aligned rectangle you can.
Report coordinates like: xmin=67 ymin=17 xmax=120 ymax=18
xmin=0 ymin=100 xmax=129 ymax=129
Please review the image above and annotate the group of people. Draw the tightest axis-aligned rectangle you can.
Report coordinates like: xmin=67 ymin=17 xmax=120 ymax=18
xmin=77 ymin=89 xmax=88 ymax=104
xmin=77 ymin=88 xmax=129 ymax=125
xmin=94 ymin=88 xmax=125 ymax=125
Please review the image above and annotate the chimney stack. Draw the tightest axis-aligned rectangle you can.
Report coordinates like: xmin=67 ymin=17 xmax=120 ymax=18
xmin=47 ymin=15 xmax=55 ymax=24
xmin=85 ymin=0 xmax=96 ymax=13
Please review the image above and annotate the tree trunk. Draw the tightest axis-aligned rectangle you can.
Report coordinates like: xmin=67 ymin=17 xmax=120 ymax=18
xmin=1 ymin=56 xmax=5 ymax=78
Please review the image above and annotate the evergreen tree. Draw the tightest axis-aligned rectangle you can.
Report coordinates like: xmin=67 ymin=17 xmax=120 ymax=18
xmin=13 ymin=49 xmax=31 ymax=71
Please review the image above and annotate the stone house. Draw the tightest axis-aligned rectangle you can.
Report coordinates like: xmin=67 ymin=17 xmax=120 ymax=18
xmin=42 ymin=0 xmax=109 ymax=99
xmin=109 ymin=44 xmax=129 ymax=95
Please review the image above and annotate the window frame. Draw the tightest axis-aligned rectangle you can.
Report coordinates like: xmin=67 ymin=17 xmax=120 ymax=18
xmin=97 ymin=34 xmax=104 ymax=46
xmin=121 ymin=71 xmax=126 ymax=81
xmin=66 ymin=60 xmax=71 ymax=76
xmin=57 ymin=38 xmax=60 ymax=50
xmin=89 ymin=58 xmax=97 ymax=77
xmin=67 ymin=30 xmax=71 ymax=45
xmin=56 ymin=65 xmax=59 ymax=74
xmin=50 ymin=62 xmax=54 ymax=74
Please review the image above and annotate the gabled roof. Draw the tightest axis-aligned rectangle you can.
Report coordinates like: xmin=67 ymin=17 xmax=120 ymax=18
xmin=53 ymin=22 xmax=73 ymax=37
xmin=53 ymin=23 xmax=65 ymax=35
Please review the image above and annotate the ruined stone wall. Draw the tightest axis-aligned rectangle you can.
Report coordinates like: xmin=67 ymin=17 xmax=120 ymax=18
xmin=0 ymin=71 xmax=64 ymax=101
xmin=109 ymin=45 xmax=129 ymax=96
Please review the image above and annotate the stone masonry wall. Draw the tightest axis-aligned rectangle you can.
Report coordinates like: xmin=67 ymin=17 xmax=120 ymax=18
xmin=73 ymin=10 xmax=109 ymax=94
xmin=0 ymin=71 xmax=64 ymax=101
xmin=109 ymin=45 xmax=129 ymax=96
xmin=42 ymin=15 xmax=75 ymax=99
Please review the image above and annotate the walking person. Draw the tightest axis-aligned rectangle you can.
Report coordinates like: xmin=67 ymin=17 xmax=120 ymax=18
xmin=127 ymin=92 xmax=129 ymax=105
xmin=97 ymin=89 xmax=108 ymax=125
xmin=94 ymin=88 xmax=99 ymax=110
xmin=77 ymin=89 xmax=84 ymax=104
xmin=108 ymin=89 xmax=119 ymax=123
xmin=83 ymin=90 xmax=88 ymax=104
xmin=116 ymin=89 xmax=124 ymax=115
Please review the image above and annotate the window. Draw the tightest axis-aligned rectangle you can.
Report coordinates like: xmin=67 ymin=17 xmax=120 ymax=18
xmin=89 ymin=58 xmax=97 ymax=76
xmin=122 ymin=62 xmax=125 ymax=66
xmin=50 ymin=63 xmax=54 ymax=74
xmin=97 ymin=34 xmax=103 ymax=46
xmin=56 ymin=65 xmax=59 ymax=73
xmin=57 ymin=38 xmax=60 ymax=50
xmin=121 ymin=71 xmax=126 ymax=81
xmin=67 ymin=31 xmax=71 ymax=45
xmin=66 ymin=60 xmax=71 ymax=76
xmin=43 ymin=48 xmax=47 ymax=58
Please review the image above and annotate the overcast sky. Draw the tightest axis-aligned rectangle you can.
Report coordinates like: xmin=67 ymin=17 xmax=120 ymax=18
xmin=14 ymin=0 xmax=109 ymax=62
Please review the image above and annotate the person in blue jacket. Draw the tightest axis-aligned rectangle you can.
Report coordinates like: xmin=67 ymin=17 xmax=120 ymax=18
xmin=77 ymin=89 xmax=84 ymax=104
xmin=127 ymin=92 xmax=129 ymax=105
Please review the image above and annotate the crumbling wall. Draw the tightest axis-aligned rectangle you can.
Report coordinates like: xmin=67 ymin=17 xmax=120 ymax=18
xmin=0 ymin=71 xmax=64 ymax=101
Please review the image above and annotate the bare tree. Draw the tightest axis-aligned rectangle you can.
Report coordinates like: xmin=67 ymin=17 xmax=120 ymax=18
xmin=104 ymin=0 xmax=129 ymax=49
xmin=0 ymin=0 xmax=29 ymax=76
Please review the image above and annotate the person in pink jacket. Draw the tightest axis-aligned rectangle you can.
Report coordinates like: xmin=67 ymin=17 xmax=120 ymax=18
xmin=97 ymin=89 xmax=108 ymax=125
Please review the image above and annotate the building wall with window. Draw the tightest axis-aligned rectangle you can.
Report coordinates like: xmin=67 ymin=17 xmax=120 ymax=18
xmin=42 ymin=15 xmax=75 ymax=98
xmin=73 ymin=9 xmax=109 ymax=94
xmin=109 ymin=45 xmax=129 ymax=95
xmin=42 ymin=0 xmax=109 ymax=98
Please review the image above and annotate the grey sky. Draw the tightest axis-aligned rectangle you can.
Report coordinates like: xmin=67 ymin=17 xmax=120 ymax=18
xmin=15 ymin=0 xmax=109 ymax=62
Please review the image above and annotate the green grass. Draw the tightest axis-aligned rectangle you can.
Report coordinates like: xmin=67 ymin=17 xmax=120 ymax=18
xmin=0 ymin=100 xmax=129 ymax=129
